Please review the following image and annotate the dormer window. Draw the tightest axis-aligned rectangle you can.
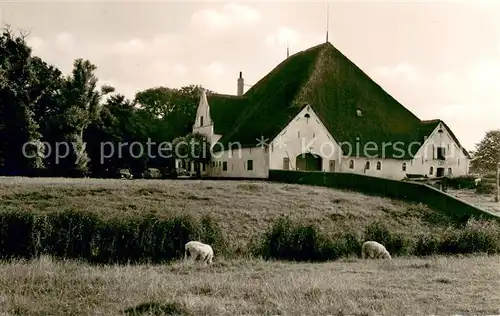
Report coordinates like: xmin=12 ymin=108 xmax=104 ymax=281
xmin=356 ymin=109 xmax=363 ymax=116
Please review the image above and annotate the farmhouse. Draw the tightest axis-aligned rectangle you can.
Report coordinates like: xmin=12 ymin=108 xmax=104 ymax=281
xmin=187 ymin=42 xmax=470 ymax=180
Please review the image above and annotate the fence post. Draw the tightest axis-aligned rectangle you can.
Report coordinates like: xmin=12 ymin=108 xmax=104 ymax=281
xmin=495 ymin=162 xmax=499 ymax=203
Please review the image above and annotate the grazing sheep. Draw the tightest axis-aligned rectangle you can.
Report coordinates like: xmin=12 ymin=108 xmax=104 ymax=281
xmin=361 ymin=241 xmax=392 ymax=260
xmin=184 ymin=241 xmax=213 ymax=265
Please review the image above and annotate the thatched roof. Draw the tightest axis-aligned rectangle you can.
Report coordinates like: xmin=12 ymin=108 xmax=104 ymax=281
xmin=206 ymin=42 xmax=469 ymax=159
xmin=206 ymin=93 xmax=247 ymax=135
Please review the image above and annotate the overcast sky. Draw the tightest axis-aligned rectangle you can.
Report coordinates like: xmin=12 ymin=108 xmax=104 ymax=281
xmin=2 ymin=1 xmax=499 ymax=151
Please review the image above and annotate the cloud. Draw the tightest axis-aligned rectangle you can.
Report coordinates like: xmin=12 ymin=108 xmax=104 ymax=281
xmin=190 ymin=3 xmax=261 ymax=32
xmin=467 ymin=59 xmax=500 ymax=92
xmin=55 ymin=32 xmax=74 ymax=51
xmin=265 ymin=26 xmax=326 ymax=55
xmin=26 ymin=36 xmax=45 ymax=51
xmin=265 ymin=26 xmax=300 ymax=46
xmin=203 ymin=62 xmax=225 ymax=77
xmin=373 ymin=63 xmax=421 ymax=83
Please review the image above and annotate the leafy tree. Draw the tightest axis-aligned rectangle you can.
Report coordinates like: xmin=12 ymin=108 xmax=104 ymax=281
xmin=0 ymin=27 xmax=47 ymax=174
xmin=135 ymin=85 xmax=211 ymax=140
xmin=470 ymin=130 xmax=500 ymax=174
xmin=55 ymin=58 xmax=114 ymax=175
xmin=172 ymin=132 xmax=211 ymax=178
xmin=84 ymin=94 xmax=154 ymax=177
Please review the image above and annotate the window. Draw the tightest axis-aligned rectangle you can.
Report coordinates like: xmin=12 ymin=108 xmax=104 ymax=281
xmin=304 ymin=113 xmax=310 ymax=123
xmin=349 ymin=160 xmax=354 ymax=169
xmin=365 ymin=161 xmax=370 ymax=170
xmin=313 ymin=133 xmax=316 ymax=138
xmin=436 ymin=147 xmax=446 ymax=160
xmin=429 ymin=166 xmax=433 ymax=175
xmin=298 ymin=131 xmax=300 ymax=138
xmin=283 ymin=157 xmax=290 ymax=170
xmin=402 ymin=163 xmax=407 ymax=171
xmin=247 ymin=159 xmax=253 ymax=171
xmin=200 ymin=116 xmax=204 ymax=126
xmin=376 ymin=161 xmax=381 ymax=170
xmin=329 ymin=160 xmax=336 ymax=172
xmin=447 ymin=167 xmax=452 ymax=176
xmin=222 ymin=161 xmax=227 ymax=171
xmin=202 ymin=163 xmax=206 ymax=171
xmin=356 ymin=109 xmax=362 ymax=116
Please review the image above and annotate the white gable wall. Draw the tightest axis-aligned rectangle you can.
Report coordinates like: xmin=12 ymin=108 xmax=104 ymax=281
xmin=268 ymin=105 xmax=343 ymax=172
xmin=408 ymin=122 xmax=469 ymax=177
xmin=192 ymin=90 xmax=219 ymax=146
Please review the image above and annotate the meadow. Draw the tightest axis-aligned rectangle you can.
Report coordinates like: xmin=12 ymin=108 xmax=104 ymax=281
xmin=1 ymin=176 xmax=500 ymax=315
xmin=1 ymin=255 xmax=499 ymax=315
xmin=0 ymin=176 xmax=460 ymax=251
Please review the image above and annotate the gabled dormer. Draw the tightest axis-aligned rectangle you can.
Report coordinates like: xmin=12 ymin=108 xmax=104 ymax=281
xmin=193 ymin=88 xmax=213 ymax=130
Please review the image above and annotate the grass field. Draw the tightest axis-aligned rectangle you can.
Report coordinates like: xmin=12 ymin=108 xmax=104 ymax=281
xmin=0 ymin=177 xmax=499 ymax=315
xmin=0 ymin=255 xmax=499 ymax=315
xmin=0 ymin=176 xmax=456 ymax=251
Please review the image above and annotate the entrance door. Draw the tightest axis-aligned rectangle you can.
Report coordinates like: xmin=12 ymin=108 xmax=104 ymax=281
xmin=329 ymin=160 xmax=336 ymax=172
xmin=436 ymin=167 xmax=444 ymax=177
xmin=283 ymin=157 xmax=290 ymax=170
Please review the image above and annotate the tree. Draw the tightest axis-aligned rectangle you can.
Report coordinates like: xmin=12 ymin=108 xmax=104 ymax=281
xmin=55 ymin=58 xmax=114 ymax=175
xmin=135 ymin=85 xmax=212 ymax=140
xmin=470 ymin=130 xmax=500 ymax=175
xmin=172 ymin=132 xmax=211 ymax=178
xmin=84 ymin=94 xmax=154 ymax=177
xmin=0 ymin=27 xmax=47 ymax=174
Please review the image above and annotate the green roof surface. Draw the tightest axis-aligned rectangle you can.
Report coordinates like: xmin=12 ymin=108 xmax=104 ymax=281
xmin=207 ymin=42 xmax=470 ymax=159
xmin=206 ymin=93 xmax=247 ymax=135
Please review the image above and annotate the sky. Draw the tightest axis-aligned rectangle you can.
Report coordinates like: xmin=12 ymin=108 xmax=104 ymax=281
xmin=2 ymin=0 xmax=499 ymax=151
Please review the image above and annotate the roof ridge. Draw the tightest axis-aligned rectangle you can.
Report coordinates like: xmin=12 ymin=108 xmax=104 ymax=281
xmin=292 ymin=43 xmax=330 ymax=105
xmin=207 ymin=92 xmax=246 ymax=99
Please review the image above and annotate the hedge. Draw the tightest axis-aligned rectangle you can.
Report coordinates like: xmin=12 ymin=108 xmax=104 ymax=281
xmin=0 ymin=209 xmax=226 ymax=264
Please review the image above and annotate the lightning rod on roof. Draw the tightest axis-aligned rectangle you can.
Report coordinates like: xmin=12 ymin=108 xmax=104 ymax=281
xmin=326 ymin=3 xmax=330 ymax=43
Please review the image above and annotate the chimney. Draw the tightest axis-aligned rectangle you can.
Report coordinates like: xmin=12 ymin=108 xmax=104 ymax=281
xmin=237 ymin=71 xmax=244 ymax=96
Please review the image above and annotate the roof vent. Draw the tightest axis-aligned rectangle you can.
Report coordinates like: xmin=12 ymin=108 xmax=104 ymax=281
xmin=356 ymin=109 xmax=363 ymax=116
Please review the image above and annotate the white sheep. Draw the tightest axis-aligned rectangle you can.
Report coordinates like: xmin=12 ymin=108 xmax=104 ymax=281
xmin=184 ymin=241 xmax=214 ymax=265
xmin=361 ymin=241 xmax=392 ymax=260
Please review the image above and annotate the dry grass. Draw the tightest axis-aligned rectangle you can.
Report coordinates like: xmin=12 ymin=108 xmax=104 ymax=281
xmin=0 ymin=255 xmax=499 ymax=315
xmin=0 ymin=177 xmax=452 ymax=250
xmin=447 ymin=188 xmax=500 ymax=214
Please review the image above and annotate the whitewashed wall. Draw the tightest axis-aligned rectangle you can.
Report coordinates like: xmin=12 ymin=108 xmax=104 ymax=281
xmin=268 ymin=105 xmax=343 ymax=172
xmin=210 ymin=147 xmax=269 ymax=178
xmin=410 ymin=122 xmax=470 ymax=177
xmin=340 ymin=157 xmax=410 ymax=180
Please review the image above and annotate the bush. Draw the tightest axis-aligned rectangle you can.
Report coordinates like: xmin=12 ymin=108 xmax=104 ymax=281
xmin=363 ymin=221 xmax=412 ymax=257
xmin=439 ymin=219 xmax=500 ymax=254
xmin=447 ymin=175 xmax=477 ymax=189
xmin=0 ymin=209 xmax=226 ymax=264
xmin=414 ymin=233 xmax=442 ymax=256
xmin=255 ymin=216 xmax=330 ymax=262
xmin=476 ymin=182 xmax=495 ymax=194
